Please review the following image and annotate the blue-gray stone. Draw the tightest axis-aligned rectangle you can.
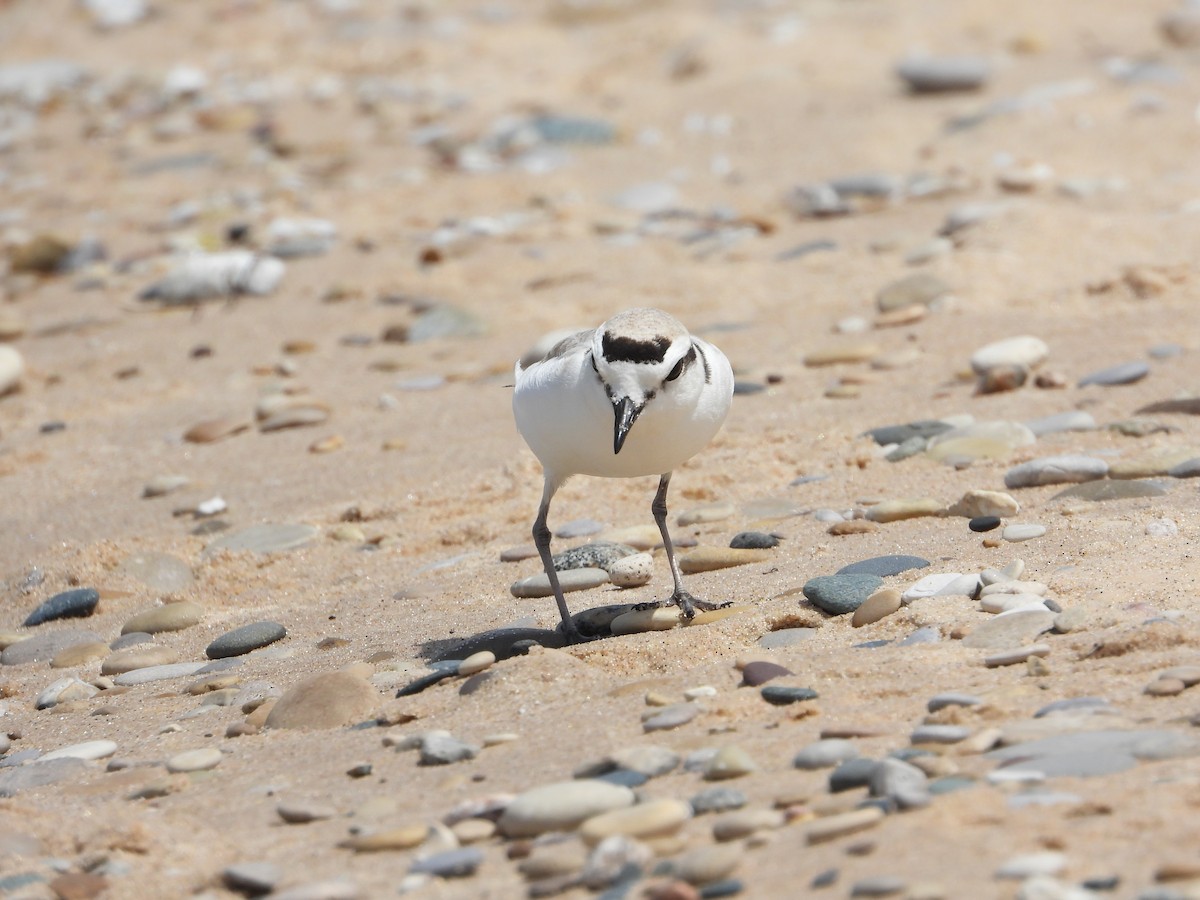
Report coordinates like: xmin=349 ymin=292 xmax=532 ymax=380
xmin=689 ymin=786 xmax=747 ymax=814
xmin=1170 ymin=458 xmax=1200 ymax=479
xmin=205 ymin=621 xmax=286 ymax=659
xmin=863 ymin=420 xmax=952 ymax=446
xmin=927 ymin=692 xmax=981 ymax=713
xmin=529 ymin=114 xmax=616 ymax=145
xmin=1079 ymin=361 xmax=1150 ymax=387
xmin=829 ymin=757 xmax=878 ymax=792
xmin=1 ymin=629 xmax=104 ymax=666
xmin=0 ymin=874 xmax=44 ymax=894
xmin=1148 ymin=344 xmax=1182 ymax=359
xmin=897 ymin=626 xmax=940 ymax=646
xmin=396 ymin=668 xmax=457 ymax=697
xmin=1033 ymin=697 xmax=1112 ymax=718
xmin=757 ymin=627 xmax=816 ymax=649
xmin=837 ymin=555 xmax=929 ymax=578
xmin=23 ymin=588 xmax=99 ymax=626
xmin=928 ymin=776 xmax=976 ymax=795
xmin=986 ymin=729 xmax=1200 ymax=778
xmin=409 ymin=847 xmax=484 ymax=878
xmin=733 ymin=381 xmax=767 ymax=395
xmin=594 ymin=769 xmax=647 ymax=788
xmin=699 ymin=880 xmax=744 ymax=899
xmin=761 ymin=685 xmax=819 ymax=705
xmin=868 ymin=758 xmax=930 ymax=809
xmin=803 ymin=574 xmax=883 ymax=615
xmin=730 ymin=531 xmax=778 ymax=550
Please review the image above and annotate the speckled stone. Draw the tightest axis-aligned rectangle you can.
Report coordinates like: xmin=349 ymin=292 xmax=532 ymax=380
xmin=23 ymin=589 xmax=99 ymax=627
xmin=553 ymin=542 xmax=636 ymax=572
xmin=206 ymin=621 xmax=287 ymax=659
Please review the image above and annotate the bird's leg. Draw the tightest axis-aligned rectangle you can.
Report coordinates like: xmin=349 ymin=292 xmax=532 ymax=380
xmin=532 ymin=477 xmax=584 ymax=643
xmin=646 ymin=472 xmax=731 ymax=618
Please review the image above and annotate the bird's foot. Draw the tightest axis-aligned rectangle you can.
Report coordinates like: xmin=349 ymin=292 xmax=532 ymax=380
xmin=634 ymin=591 xmax=732 ymax=620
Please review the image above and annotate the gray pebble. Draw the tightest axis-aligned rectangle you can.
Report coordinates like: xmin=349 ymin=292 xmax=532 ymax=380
xmin=868 ymin=758 xmax=930 ymax=809
xmin=555 ymin=518 xmax=605 ymax=539
xmin=110 ymin=632 xmax=155 ymax=650
xmin=689 ymin=787 xmax=747 ymax=814
xmin=1078 ymin=361 xmax=1150 ymax=387
xmin=2 ymin=629 xmax=105 ymax=666
xmin=795 ymin=739 xmax=858 ymax=770
xmin=927 ymin=692 xmax=982 ymax=713
xmin=911 ymin=725 xmax=970 ymax=744
xmin=729 ymin=531 xmax=778 ymax=550
xmin=23 ymin=588 xmax=99 ymax=627
xmin=1052 ymin=480 xmax=1170 ymax=502
xmin=837 ymin=555 xmax=929 ymax=578
xmin=409 ymin=847 xmax=484 ymax=878
xmin=757 ymin=628 xmax=816 ymax=649
xmin=897 ymin=57 xmax=990 ymax=93
xmin=223 ymin=862 xmax=283 ymax=894
xmin=1024 ymin=410 xmax=1096 ymax=437
xmin=761 ymin=685 xmax=819 ymax=705
xmin=511 ymin=568 xmax=609 ymax=599
xmin=829 ymin=758 xmax=877 ymax=792
xmin=202 ymin=523 xmax=318 ymax=556
xmin=1148 ymin=343 xmax=1183 ymax=359
xmin=802 ymin=574 xmax=883 ymax=615
xmin=897 ymin=626 xmax=940 ymax=646
xmin=1005 ymin=455 xmax=1108 ymax=488
xmin=206 ymin=621 xmax=287 ymax=659
xmin=419 ymin=733 xmax=479 ymax=766
xmin=984 ymin=644 xmax=1050 ymax=667
xmin=864 ymin=419 xmax=952 ymax=445
xmin=1169 ymin=458 xmax=1200 ymax=479
xmin=112 ymin=662 xmax=208 ymax=685
xmin=1033 ymin=697 xmax=1112 ymax=718
xmin=643 ymin=703 xmax=700 ymax=732
xmin=850 ymin=875 xmax=907 ymax=897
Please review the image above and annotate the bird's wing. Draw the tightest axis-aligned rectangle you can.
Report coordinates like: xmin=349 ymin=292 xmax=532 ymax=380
xmin=516 ymin=328 xmax=593 ymax=375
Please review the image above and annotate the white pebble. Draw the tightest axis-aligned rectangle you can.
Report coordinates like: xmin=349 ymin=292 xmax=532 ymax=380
xmin=970 ymin=335 xmax=1048 ymax=374
xmin=1002 ymin=524 xmax=1047 ymax=543
xmin=167 ymin=747 xmax=223 ymax=773
xmin=1146 ymin=518 xmax=1178 ymax=537
xmin=458 ymin=651 xmax=495 ymax=677
xmin=40 ymin=739 xmax=118 ymax=762
xmin=0 ymin=345 xmax=23 ymax=396
xmin=608 ymin=553 xmax=654 ymax=588
xmin=901 ymin=572 xmax=962 ymax=601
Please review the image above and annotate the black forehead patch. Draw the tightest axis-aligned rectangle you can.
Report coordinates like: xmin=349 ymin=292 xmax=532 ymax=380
xmin=601 ymin=331 xmax=670 ymax=364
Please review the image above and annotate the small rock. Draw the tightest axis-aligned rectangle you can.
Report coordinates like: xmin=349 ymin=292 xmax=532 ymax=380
xmin=579 ymin=798 xmax=692 ymax=844
xmin=511 ymin=568 xmax=609 ymax=598
xmin=970 ymin=336 xmax=1048 ymax=376
xmin=166 ymin=747 xmax=222 ymax=773
xmin=265 ymin=671 xmax=378 ymax=730
xmin=803 ymin=574 xmax=883 ymax=615
xmin=678 ymin=547 xmax=770 ymax=574
xmin=121 ymin=601 xmax=203 ymax=635
xmin=0 ymin=346 xmax=24 ymax=396
xmin=896 ymin=56 xmax=990 ymax=92
xmin=761 ymin=685 xmax=819 ymax=705
xmin=1079 ymin=361 xmax=1149 ymax=387
xmin=838 ymin=555 xmax=929 ymax=578
xmin=852 ymin=589 xmax=902 ymax=627
xmin=643 ymin=703 xmax=701 ymax=732
xmin=947 ymin=489 xmax=1020 ymax=518
xmin=223 ymin=862 xmax=283 ymax=895
xmin=1002 ymin=524 xmax=1047 ymax=543
xmin=1005 ymin=456 xmax=1108 ymax=488
xmin=206 ymin=622 xmax=287 ymax=659
xmin=875 ymin=273 xmax=952 ymax=312
xmin=703 ymin=746 xmax=757 ymax=780
xmin=804 ymin=807 xmax=884 ymax=844
xmin=23 ymin=588 xmax=100 ymax=627
xmin=409 ymin=847 xmax=484 ymax=878
xmin=794 ymin=739 xmax=858 ymax=770
xmin=609 ymin=553 xmax=654 ymax=588
xmin=864 ymin=499 xmax=942 ymax=522
xmin=100 ymin=645 xmax=178 ymax=675
xmin=498 ymin=780 xmax=635 ymax=838
xmin=40 ymin=739 xmax=118 ymax=762
xmin=984 ymin=644 xmax=1050 ymax=667
xmin=729 ymin=531 xmax=778 ymax=550
xmin=553 ymin=542 xmax=636 ymax=572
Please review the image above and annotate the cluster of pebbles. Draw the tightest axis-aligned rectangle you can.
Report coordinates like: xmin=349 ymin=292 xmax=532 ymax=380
xmin=3 ymin=0 xmax=1200 ymax=897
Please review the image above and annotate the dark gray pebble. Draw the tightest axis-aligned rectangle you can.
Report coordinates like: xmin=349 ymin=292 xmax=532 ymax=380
xmin=689 ymin=786 xmax=747 ymax=814
xmin=699 ymin=879 xmax=744 ymax=898
xmin=1079 ymin=361 xmax=1150 ymax=387
xmin=1168 ymin=458 xmax=1200 ymax=479
xmin=1033 ymin=697 xmax=1111 ymax=718
xmin=435 ymin=626 xmax=565 ymax=661
xmin=410 ymin=847 xmax=484 ymax=878
xmin=346 ymin=763 xmax=372 ymax=778
xmin=730 ymin=531 xmax=778 ymax=550
xmin=927 ymin=692 xmax=981 ymax=713
xmin=969 ymin=516 xmax=1001 ymax=532
xmin=741 ymin=660 xmax=792 ymax=686
xmin=396 ymin=669 xmax=457 ymax=697
xmin=776 ymin=239 xmax=838 ymax=261
xmin=803 ymin=574 xmax=883 ymax=616
xmin=829 ymin=758 xmax=878 ymax=792
xmin=863 ymin=420 xmax=951 ymax=446
xmin=594 ymin=769 xmax=648 ymax=788
xmin=733 ymin=381 xmax=767 ymax=395
xmin=897 ymin=56 xmax=990 ymax=93
xmin=850 ymin=875 xmax=907 ymax=897
xmin=205 ymin=621 xmax=286 ymax=659
xmin=761 ymin=685 xmax=819 ymax=705
xmin=23 ymin=588 xmax=99 ymax=627
xmin=1081 ymin=876 xmax=1120 ymax=891
xmin=811 ymin=869 xmax=838 ymax=888
xmin=837 ymin=555 xmax=929 ymax=578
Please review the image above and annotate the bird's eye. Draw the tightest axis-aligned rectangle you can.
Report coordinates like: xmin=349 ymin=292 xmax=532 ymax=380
xmin=665 ymin=358 xmax=685 ymax=382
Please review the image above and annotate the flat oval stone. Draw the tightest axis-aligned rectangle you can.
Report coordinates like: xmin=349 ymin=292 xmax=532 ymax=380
xmin=100 ymin=645 xmax=179 ymax=675
xmin=206 ymin=621 xmax=287 ymax=659
xmin=741 ymin=660 xmax=792 ymax=686
xmin=1079 ymin=361 xmax=1149 ymax=387
xmin=1004 ymin=456 xmax=1108 ymax=488
xmin=837 ymin=555 xmax=929 ymax=578
xmin=167 ymin=747 xmax=223 ymax=773
xmin=984 ymin=644 xmax=1050 ymax=667
xmin=611 ymin=607 xmax=682 ymax=635
xmin=970 ymin=336 xmax=1047 ymax=374
xmin=729 ymin=531 xmax=778 ymax=550
xmin=969 ymin=516 xmax=1001 ymax=532
xmin=927 ymin=692 xmax=981 ymax=713
xmin=1052 ymin=480 xmax=1170 ymax=502
xmin=579 ymin=798 xmax=691 ymax=844
xmin=689 ymin=787 xmax=747 ymax=815
xmin=499 ymin=780 xmax=635 ymax=838
xmin=1002 ymin=524 xmax=1046 ymax=543
xmin=911 ymin=725 xmax=971 ymax=745
xmin=711 ymin=808 xmax=785 ymax=841
xmin=40 ymin=740 xmax=118 ymax=762
xmin=980 ymin=593 xmax=1047 ymax=614
xmin=896 ymin=56 xmax=990 ymax=92
xmin=678 ymin=547 xmax=770 ymax=574
xmin=794 ymin=738 xmax=858 ymax=770
xmin=277 ymin=802 xmax=337 ymax=824
xmin=121 ymin=601 xmax=203 ymax=635
xmin=608 ymin=553 xmax=654 ymax=588
xmin=202 ymin=523 xmax=319 ymax=556
xmin=804 ymin=807 xmax=884 ymax=844
xmin=265 ymin=670 xmax=377 ymax=730
xmin=677 ymin=502 xmax=736 ymax=526
xmin=947 ymin=489 xmax=1020 ymax=518
xmin=803 ymin=574 xmax=883 ymax=615
xmin=409 ymin=847 xmax=483 ymax=878
xmin=1025 ymin=411 xmax=1097 ymax=437
xmin=1110 ymin=447 xmax=1200 ymax=479
xmin=804 ymin=342 xmax=880 ymax=367
xmin=704 ymin=746 xmax=758 ymax=780
xmin=864 ymin=499 xmax=942 ymax=522
xmin=223 ymin=863 xmax=283 ymax=895
xmin=672 ymin=843 xmax=742 ymax=886
xmin=761 ymin=685 xmax=819 ymax=705
xmin=643 ymin=703 xmax=700 ymax=732
xmin=962 ymin=609 xmax=1056 ymax=649
xmin=875 ymin=272 xmax=951 ymax=312
xmin=553 ymin=541 xmax=636 ymax=572
xmin=511 ymin=567 xmax=609 ymax=598
xmin=112 ymin=662 xmax=207 ymax=685
xmin=23 ymin=589 xmax=99 ymax=627
xmin=457 ymin=651 xmax=495 ymax=677
xmin=117 ymin=552 xmax=195 ymax=592
xmin=852 ymin=589 xmax=902 ymax=627
xmin=49 ymin=641 xmax=109 ymax=668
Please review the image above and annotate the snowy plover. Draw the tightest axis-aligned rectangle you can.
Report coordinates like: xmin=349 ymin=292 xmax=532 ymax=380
xmin=513 ymin=307 xmax=735 ymax=641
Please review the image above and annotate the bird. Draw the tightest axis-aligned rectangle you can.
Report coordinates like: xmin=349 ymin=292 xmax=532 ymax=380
xmin=513 ymin=307 xmax=735 ymax=642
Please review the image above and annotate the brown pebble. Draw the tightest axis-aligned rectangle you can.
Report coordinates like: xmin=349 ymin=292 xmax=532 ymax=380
xmin=828 ymin=520 xmax=879 ymax=536
xmin=741 ymin=660 xmax=793 ymax=687
xmin=309 ymin=434 xmax=345 ymax=454
xmin=226 ymin=722 xmax=260 ymax=738
xmin=1157 ymin=861 xmax=1200 ymax=882
xmin=874 ymin=304 xmax=927 ymax=328
xmin=1146 ymin=678 xmax=1186 ymax=697
xmin=851 ymin=589 xmax=902 ymax=627
xmin=48 ymin=872 xmax=107 ymax=900
xmin=184 ymin=416 xmax=252 ymax=443
xmin=646 ymin=882 xmax=701 ymax=900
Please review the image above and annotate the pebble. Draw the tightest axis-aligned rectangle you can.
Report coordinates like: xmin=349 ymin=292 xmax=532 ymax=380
xmin=264 ymin=670 xmax=378 ymax=730
xmin=457 ymin=651 xmax=495 ymax=676
xmin=980 ymin=593 xmax=1047 ymax=614
xmin=869 ymin=758 xmax=930 ymax=809
xmin=896 ymin=56 xmax=991 ymax=92
xmin=963 ymin=609 xmax=1056 ymax=648
xmin=223 ymin=862 xmax=283 ymax=894
xmin=711 ymin=808 xmax=785 ymax=841
xmin=340 ymin=826 xmax=426 ymax=852
xmin=969 ymin=516 xmax=1001 ymax=533
xmin=901 ymin=573 xmax=967 ymax=600
xmin=202 ymin=523 xmax=319 ymax=555
xmin=703 ymin=746 xmax=757 ymax=780
xmin=897 ymin=626 xmax=940 ymax=646
xmin=277 ymin=801 xmax=336 ymax=824
xmin=927 ymin=692 xmax=981 ymax=713
xmin=911 ymin=725 xmax=971 ymax=745
xmin=803 ymin=574 xmax=884 ymax=615
xmin=553 ymin=542 xmax=636 ymax=572
xmin=947 ymin=489 xmax=1020 ymax=518
xmin=689 ymin=787 xmax=747 ymax=815
xmin=206 ymin=621 xmax=287 ymax=659
xmin=838 ymin=555 xmax=929 ymax=578
xmin=419 ymin=732 xmax=480 ymax=766
xmin=40 ymin=739 xmax=118 ymax=762
xmin=166 ymin=747 xmax=223 ymax=773
xmin=970 ymin=336 xmax=1048 ymax=375
xmin=804 ymin=342 xmax=880 ymax=367
xmin=1025 ymin=411 xmax=1097 ymax=437
xmin=729 ymin=531 xmax=778 ymax=550
xmin=511 ymin=568 xmax=609 ymax=598
xmin=672 ymin=843 xmax=742 ymax=886
xmin=1053 ymin=480 xmax=1170 ymax=502
xmin=1004 ymin=456 xmax=1108 ymax=488
xmin=984 ymin=644 xmax=1051 ymax=667
xmin=804 ymin=807 xmax=884 ymax=844
xmin=183 ymin=416 xmax=252 ymax=444
xmin=1169 ymin=458 xmax=1200 ymax=479
xmin=864 ymin=499 xmax=942 ymax=522
xmin=451 ymin=818 xmax=496 ymax=843
xmin=761 ymin=685 xmax=819 ymax=705
xmin=608 ymin=746 xmax=680 ymax=777
xmin=987 ymin=729 xmax=1199 ymax=778
xmin=579 ymin=798 xmax=692 ymax=844
xmin=117 ymin=551 xmax=195 ymax=592
xmin=794 ymin=739 xmax=858 ymax=770
xmin=1002 ymin=524 xmax=1047 ymax=543
xmin=741 ymin=660 xmax=792 ymax=686
xmin=139 ymin=251 xmax=285 ymax=304
xmin=611 ymin=607 xmax=682 ymax=635
xmin=1079 ymin=361 xmax=1149 ymax=387
xmin=678 ymin=547 xmax=770 ymax=574
xmin=23 ymin=588 xmax=100 ymax=627
xmin=875 ymin=273 xmax=952 ymax=312
xmin=49 ymin=641 xmax=109 ymax=668
xmin=677 ymin=502 xmax=736 ymax=526
xmin=268 ymin=879 xmax=361 ymax=900
xmin=499 ymin=780 xmax=635 ymax=838
xmin=0 ymin=345 xmax=24 ymax=395
xmin=829 ymin=520 xmax=879 ymax=536
xmin=608 ymin=554 xmax=655 ymax=588
xmin=100 ymin=645 xmax=179 ymax=675
xmin=643 ymin=703 xmax=701 ymax=732
xmin=112 ymin=662 xmax=207 ymax=685
xmin=852 ymin=589 xmax=902 ymax=626
xmin=850 ymin=876 xmax=907 ymax=897
xmin=265 ymin=217 xmax=338 ymax=258
xmin=410 ymin=847 xmax=484 ymax=878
